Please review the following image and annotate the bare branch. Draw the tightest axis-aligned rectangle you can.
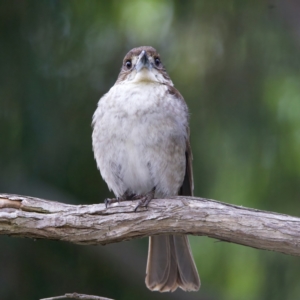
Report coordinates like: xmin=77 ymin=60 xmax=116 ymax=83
xmin=40 ymin=292 xmax=113 ymax=300
xmin=0 ymin=193 xmax=300 ymax=256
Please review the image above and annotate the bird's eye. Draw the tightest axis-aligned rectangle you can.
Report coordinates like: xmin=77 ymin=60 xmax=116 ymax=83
xmin=125 ymin=60 xmax=132 ymax=69
xmin=154 ymin=57 xmax=161 ymax=67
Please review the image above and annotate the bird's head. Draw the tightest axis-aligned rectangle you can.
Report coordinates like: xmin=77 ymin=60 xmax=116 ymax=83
xmin=116 ymin=46 xmax=173 ymax=86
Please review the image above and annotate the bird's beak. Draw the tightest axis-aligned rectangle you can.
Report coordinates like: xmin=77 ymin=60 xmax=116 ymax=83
xmin=135 ymin=50 xmax=150 ymax=72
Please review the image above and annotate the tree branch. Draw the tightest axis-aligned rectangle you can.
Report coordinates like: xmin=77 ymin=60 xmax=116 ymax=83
xmin=40 ymin=292 xmax=114 ymax=300
xmin=0 ymin=193 xmax=300 ymax=256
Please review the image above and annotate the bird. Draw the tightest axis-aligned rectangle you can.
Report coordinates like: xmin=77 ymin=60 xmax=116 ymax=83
xmin=92 ymin=46 xmax=200 ymax=292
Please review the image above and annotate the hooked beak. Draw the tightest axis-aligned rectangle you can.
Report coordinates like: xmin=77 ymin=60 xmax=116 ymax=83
xmin=135 ymin=50 xmax=150 ymax=72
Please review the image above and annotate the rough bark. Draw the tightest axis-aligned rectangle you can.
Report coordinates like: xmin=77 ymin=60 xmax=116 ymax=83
xmin=40 ymin=293 xmax=113 ymax=300
xmin=0 ymin=193 xmax=300 ymax=256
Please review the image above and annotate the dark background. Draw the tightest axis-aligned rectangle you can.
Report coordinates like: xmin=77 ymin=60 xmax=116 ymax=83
xmin=1 ymin=1 xmax=300 ymax=299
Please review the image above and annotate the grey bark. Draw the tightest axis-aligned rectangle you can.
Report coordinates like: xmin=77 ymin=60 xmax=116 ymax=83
xmin=0 ymin=193 xmax=300 ymax=256
xmin=40 ymin=293 xmax=113 ymax=300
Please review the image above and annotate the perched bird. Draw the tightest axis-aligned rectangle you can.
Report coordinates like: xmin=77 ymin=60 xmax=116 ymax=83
xmin=92 ymin=46 xmax=200 ymax=292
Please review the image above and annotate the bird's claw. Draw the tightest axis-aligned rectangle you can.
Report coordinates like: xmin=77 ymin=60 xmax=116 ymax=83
xmin=104 ymin=197 xmax=120 ymax=208
xmin=134 ymin=188 xmax=155 ymax=212
xmin=105 ymin=188 xmax=155 ymax=211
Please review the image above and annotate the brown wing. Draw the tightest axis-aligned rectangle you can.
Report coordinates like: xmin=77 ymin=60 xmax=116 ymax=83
xmin=179 ymin=131 xmax=194 ymax=196
xmin=165 ymin=84 xmax=193 ymax=197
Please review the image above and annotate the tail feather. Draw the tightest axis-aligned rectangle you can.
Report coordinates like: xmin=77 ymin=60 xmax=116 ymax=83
xmin=173 ymin=235 xmax=200 ymax=290
xmin=145 ymin=235 xmax=200 ymax=292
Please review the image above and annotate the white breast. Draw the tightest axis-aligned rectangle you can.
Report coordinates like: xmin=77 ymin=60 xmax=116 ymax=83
xmin=92 ymin=82 xmax=188 ymax=199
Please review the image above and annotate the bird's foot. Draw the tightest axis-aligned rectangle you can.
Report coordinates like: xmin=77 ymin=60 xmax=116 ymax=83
xmin=105 ymin=188 xmax=155 ymax=211
xmin=104 ymin=197 xmax=121 ymax=208
xmin=104 ymin=190 xmax=136 ymax=208
xmin=134 ymin=188 xmax=155 ymax=212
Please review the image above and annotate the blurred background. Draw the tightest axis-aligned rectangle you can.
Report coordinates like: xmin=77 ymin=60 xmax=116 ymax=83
xmin=1 ymin=1 xmax=300 ymax=299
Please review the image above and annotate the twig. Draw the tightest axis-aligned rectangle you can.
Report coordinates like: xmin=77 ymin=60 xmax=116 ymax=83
xmin=40 ymin=292 xmax=113 ymax=300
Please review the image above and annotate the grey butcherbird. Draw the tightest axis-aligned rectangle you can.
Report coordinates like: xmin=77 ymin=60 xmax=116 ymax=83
xmin=92 ymin=46 xmax=200 ymax=292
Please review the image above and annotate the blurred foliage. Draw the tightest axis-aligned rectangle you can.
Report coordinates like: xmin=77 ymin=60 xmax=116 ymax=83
xmin=1 ymin=1 xmax=300 ymax=300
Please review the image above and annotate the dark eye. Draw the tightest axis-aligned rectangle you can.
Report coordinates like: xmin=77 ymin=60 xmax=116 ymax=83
xmin=125 ymin=60 xmax=132 ymax=69
xmin=154 ymin=57 xmax=161 ymax=67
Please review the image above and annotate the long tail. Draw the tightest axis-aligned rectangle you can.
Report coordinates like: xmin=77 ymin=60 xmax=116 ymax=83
xmin=145 ymin=235 xmax=200 ymax=292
